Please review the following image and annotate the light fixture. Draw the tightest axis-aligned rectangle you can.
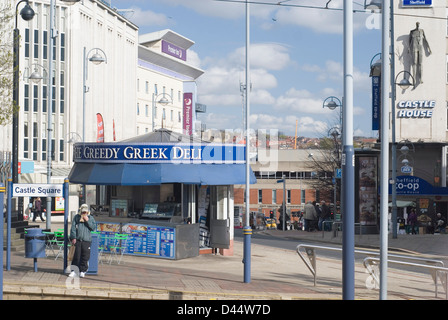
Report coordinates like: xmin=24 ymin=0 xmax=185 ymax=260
xmin=395 ymin=71 xmax=415 ymax=90
xmin=369 ymin=53 xmax=382 ymax=77
xmin=364 ymin=0 xmax=382 ymax=11
xmin=28 ymin=70 xmax=43 ymax=83
xmin=89 ymin=52 xmax=106 ymax=65
xmin=323 ymin=96 xmax=342 ymax=110
xmin=60 ymin=0 xmax=81 ymax=4
xmin=19 ymin=2 xmax=35 ymax=21
xmin=158 ymin=96 xmax=170 ymax=106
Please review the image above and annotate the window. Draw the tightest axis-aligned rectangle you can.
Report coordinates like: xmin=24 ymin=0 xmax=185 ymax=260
xmin=137 ymin=103 xmax=139 ymax=115
xmin=446 ymin=55 xmax=448 ymax=83
xmin=162 ymin=108 xmax=166 ymax=120
xmin=24 ymin=84 xmax=29 ymax=112
xmin=60 ymin=33 xmax=65 ymax=61
xmin=33 ymin=30 xmax=39 ymax=59
xmin=145 ymin=105 xmax=149 ymax=117
xmin=287 ymin=190 xmax=291 ymax=204
xmin=145 ymin=81 xmax=149 ymax=94
xmin=42 ymin=85 xmax=47 ymax=112
xmin=301 ymin=190 xmax=305 ymax=204
xmin=51 ymin=86 xmax=56 ymax=113
xmin=33 ymin=85 xmax=38 ymax=112
xmin=24 ymin=123 xmax=29 ymax=159
xmin=272 ymin=190 xmax=277 ymax=204
xmin=137 ymin=79 xmax=139 ymax=92
xmin=258 ymin=190 xmax=262 ymax=203
xmin=25 ymin=29 xmax=30 ymax=57
xmin=33 ymin=122 xmax=38 ymax=161
xmin=43 ymin=30 xmax=48 ymax=59
xmin=59 ymin=139 xmax=64 ymax=161
xmin=60 ymin=87 xmax=65 ymax=113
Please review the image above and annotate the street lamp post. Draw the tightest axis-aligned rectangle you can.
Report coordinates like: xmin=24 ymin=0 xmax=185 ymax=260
xmin=83 ymin=47 xmax=107 ymax=141
xmin=323 ymin=96 xmax=342 ymax=125
xmin=152 ymin=93 xmax=172 ymax=131
xmin=276 ymin=175 xmax=286 ymax=231
xmin=342 ymin=0 xmax=355 ymax=300
xmin=44 ymin=0 xmax=81 ymax=228
xmin=12 ymin=0 xmax=35 ymax=221
xmin=243 ymin=0 xmax=251 ymax=284
xmin=82 ymin=47 xmax=106 ymax=205
xmin=391 ymin=70 xmax=414 ymax=239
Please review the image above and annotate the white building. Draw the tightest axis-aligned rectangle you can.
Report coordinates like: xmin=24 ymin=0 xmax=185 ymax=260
xmin=378 ymin=1 xmax=448 ymax=231
xmin=137 ymin=29 xmax=204 ymax=135
xmin=5 ymin=0 xmax=204 ymax=215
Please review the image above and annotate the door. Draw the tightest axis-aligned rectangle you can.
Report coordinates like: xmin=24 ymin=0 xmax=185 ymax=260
xmin=210 ymin=186 xmax=230 ymax=249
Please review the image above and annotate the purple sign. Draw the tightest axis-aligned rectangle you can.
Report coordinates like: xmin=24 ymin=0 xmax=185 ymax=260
xmin=183 ymin=93 xmax=193 ymax=135
xmin=162 ymin=40 xmax=186 ymax=61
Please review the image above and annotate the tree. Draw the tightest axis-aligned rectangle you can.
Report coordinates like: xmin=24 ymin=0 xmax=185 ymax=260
xmin=306 ymin=128 xmax=341 ymax=203
xmin=0 ymin=2 xmax=15 ymax=125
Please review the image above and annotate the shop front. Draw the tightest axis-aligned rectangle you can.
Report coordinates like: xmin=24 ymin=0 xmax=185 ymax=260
xmin=68 ymin=129 xmax=256 ymax=259
xmin=390 ymin=175 xmax=448 ymax=234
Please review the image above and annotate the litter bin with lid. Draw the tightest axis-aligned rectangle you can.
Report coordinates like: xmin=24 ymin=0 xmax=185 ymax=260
xmin=24 ymin=228 xmax=46 ymax=272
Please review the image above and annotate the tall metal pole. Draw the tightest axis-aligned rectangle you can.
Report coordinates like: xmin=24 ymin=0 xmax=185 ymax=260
xmin=282 ymin=176 xmax=286 ymax=231
xmin=243 ymin=0 xmax=252 ymax=283
xmin=390 ymin=0 xmax=398 ymax=240
xmin=380 ymin=0 xmax=391 ymax=300
xmin=13 ymin=0 xmax=35 ymax=221
xmin=0 ymin=184 xmax=5 ymax=300
xmin=46 ymin=0 xmax=56 ymax=230
xmin=83 ymin=47 xmax=87 ymax=141
xmin=342 ymin=0 xmax=355 ymax=300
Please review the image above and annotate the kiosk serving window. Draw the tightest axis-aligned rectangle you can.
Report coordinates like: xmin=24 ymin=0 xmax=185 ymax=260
xmin=141 ymin=202 xmax=182 ymax=223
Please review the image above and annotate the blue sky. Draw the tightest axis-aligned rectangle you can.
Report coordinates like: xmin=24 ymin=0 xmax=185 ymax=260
xmin=113 ymin=0 xmax=382 ymax=138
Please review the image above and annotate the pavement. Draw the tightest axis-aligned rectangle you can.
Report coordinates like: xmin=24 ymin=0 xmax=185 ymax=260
xmin=2 ymin=218 xmax=448 ymax=301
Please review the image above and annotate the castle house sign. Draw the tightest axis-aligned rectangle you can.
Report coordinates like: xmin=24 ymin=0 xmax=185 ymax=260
xmin=396 ymin=100 xmax=435 ymax=119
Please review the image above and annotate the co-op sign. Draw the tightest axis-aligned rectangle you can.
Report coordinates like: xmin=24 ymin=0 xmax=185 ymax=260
xmin=397 ymin=100 xmax=435 ymax=119
xmin=13 ymin=183 xmax=63 ymax=197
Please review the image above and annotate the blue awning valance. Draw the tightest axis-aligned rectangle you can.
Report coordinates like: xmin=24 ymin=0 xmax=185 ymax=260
xmin=68 ymin=129 xmax=256 ymax=186
xmin=68 ymin=162 xmax=256 ymax=186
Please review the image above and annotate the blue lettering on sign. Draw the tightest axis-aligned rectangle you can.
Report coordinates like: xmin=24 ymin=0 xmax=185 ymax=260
xmin=73 ymin=143 xmax=246 ymax=164
xmin=403 ymin=0 xmax=432 ymax=6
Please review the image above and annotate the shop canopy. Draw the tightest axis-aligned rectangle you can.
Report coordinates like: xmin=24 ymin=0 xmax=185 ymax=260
xmin=68 ymin=129 xmax=256 ymax=186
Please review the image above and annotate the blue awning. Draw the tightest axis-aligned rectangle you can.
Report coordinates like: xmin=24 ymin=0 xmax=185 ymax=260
xmin=68 ymin=162 xmax=256 ymax=186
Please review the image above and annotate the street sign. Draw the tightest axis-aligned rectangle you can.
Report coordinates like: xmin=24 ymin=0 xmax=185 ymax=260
xmin=12 ymin=183 xmax=63 ymax=197
xmin=335 ymin=168 xmax=342 ymax=179
xmin=402 ymin=0 xmax=432 ymax=6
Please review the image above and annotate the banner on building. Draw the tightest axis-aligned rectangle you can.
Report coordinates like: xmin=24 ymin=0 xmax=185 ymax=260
xmin=372 ymin=75 xmax=381 ymax=130
xmin=97 ymin=113 xmax=104 ymax=143
xmin=183 ymin=93 xmax=193 ymax=136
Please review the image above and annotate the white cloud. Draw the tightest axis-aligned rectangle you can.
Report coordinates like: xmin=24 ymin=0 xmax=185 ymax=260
xmin=124 ymin=6 xmax=172 ymax=27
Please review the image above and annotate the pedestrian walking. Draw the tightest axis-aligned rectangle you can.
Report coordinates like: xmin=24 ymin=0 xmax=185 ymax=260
xmin=32 ymin=197 xmax=45 ymax=222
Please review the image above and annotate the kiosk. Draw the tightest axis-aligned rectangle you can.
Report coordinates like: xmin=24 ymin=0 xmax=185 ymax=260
xmin=68 ymin=129 xmax=256 ymax=259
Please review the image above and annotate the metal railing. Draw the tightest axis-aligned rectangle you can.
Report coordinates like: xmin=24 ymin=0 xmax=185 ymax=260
xmin=296 ymin=243 xmax=447 ymax=299
xmin=363 ymin=256 xmax=448 ymax=300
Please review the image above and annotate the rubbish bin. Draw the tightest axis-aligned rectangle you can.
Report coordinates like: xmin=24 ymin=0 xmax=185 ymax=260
xmin=25 ymin=228 xmax=46 ymax=259
xmin=24 ymin=228 xmax=46 ymax=272
xmin=87 ymin=232 xmax=99 ymax=275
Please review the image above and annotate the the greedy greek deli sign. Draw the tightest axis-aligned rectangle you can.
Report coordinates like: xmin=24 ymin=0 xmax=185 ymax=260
xmin=73 ymin=143 xmax=246 ymax=164
xmin=396 ymin=100 xmax=435 ymax=119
